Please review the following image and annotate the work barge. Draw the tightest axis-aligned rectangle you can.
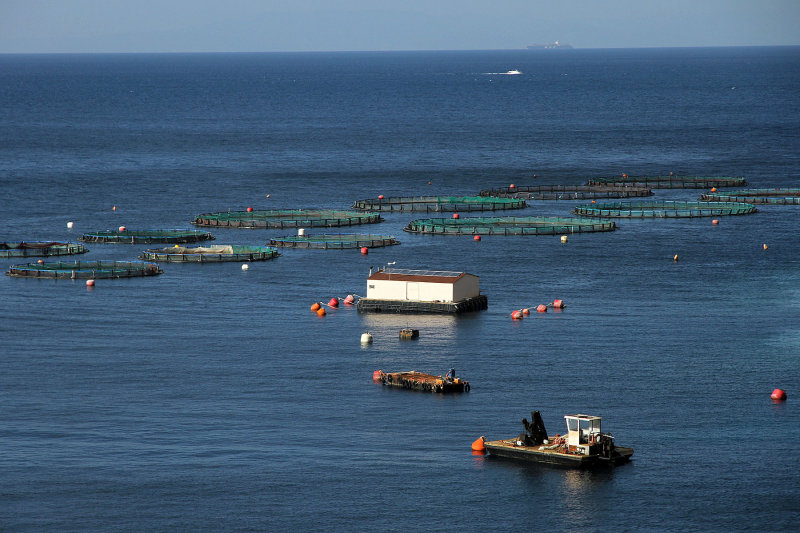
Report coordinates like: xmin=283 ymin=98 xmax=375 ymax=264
xmin=479 ymin=411 xmax=633 ymax=467
xmin=373 ymin=369 xmax=470 ymax=393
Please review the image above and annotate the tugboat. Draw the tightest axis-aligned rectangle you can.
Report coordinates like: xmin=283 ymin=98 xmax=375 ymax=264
xmin=477 ymin=411 xmax=633 ymax=467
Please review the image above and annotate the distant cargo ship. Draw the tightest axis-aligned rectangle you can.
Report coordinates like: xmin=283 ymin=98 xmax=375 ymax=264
xmin=527 ymin=41 xmax=573 ymax=49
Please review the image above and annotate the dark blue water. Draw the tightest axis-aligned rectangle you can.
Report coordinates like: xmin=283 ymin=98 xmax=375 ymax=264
xmin=1 ymin=47 xmax=799 ymax=531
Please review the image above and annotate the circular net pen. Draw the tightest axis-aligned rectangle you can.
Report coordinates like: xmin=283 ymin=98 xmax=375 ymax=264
xmin=139 ymin=245 xmax=280 ymax=263
xmin=79 ymin=229 xmax=215 ymax=244
xmin=1 ymin=241 xmax=88 ymax=258
xmin=479 ymin=185 xmax=653 ymax=200
xmin=192 ymin=209 xmax=382 ymax=228
xmin=352 ymin=195 xmax=526 ymax=212
xmin=574 ymin=200 xmax=757 ymax=218
xmin=699 ymin=188 xmax=800 ymax=205
xmin=6 ymin=260 xmax=163 ymax=279
xmin=404 ymin=216 xmax=616 ymax=235
xmin=269 ymin=233 xmax=399 ymax=249
xmin=586 ymin=176 xmax=747 ymax=188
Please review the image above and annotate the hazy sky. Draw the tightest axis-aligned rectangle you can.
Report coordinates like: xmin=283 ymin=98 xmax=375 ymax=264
xmin=1 ymin=0 xmax=798 ymax=53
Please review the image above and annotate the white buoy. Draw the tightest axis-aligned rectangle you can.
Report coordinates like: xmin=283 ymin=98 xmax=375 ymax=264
xmin=560 ymin=235 xmax=568 ymax=243
xmin=241 ymin=264 xmax=249 ymax=271
xmin=67 ymin=221 xmax=74 ymax=229
xmin=298 ymin=228 xmax=305 ymax=236
xmin=360 ymin=332 xmax=373 ymax=344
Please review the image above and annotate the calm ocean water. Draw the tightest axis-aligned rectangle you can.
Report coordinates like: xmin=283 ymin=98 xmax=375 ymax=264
xmin=1 ymin=47 xmax=799 ymax=531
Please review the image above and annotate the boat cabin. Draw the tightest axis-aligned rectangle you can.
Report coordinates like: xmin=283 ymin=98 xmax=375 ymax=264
xmin=565 ymin=414 xmax=602 ymax=455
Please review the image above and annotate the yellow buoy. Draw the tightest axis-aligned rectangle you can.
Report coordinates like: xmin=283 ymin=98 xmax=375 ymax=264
xmin=673 ymin=254 xmax=679 ymax=262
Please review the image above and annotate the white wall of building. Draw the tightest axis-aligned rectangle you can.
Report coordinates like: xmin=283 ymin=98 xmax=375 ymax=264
xmin=367 ymin=274 xmax=480 ymax=302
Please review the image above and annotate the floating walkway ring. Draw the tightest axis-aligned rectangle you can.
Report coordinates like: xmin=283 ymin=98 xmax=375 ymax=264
xmin=478 ymin=185 xmax=653 ymax=200
xmin=700 ymin=188 xmax=800 ymax=205
xmin=574 ymin=200 xmax=757 ymax=218
xmin=0 ymin=241 xmax=88 ymax=258
xmin=6 ymin=260 xmax=163 ymax=279
xmin=585 ymin=176 xmax=747 ymax=189
xmin=139 ymin=245 xmax=280 ymax=262
xmin=192 ymin=209 xmax=382 ymax=228
xmin=352 ymin=195 xmax=526 ymax=212
xmin=403 ymin=216 xmax=616 ymax=235
xmin=79 ymin=229 xmax=214 ymax=244
xmin=269 ymin=233 xmax=399 ymax=249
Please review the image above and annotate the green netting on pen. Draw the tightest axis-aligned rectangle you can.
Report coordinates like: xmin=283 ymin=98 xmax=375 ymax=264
xmin=269 ymin=233 xmax=399 ymax=249
xmin=352 ymin=195 xmax=526 ymax=212
xmin=192 ymin=209 xmax=382 ymax=228
xmin=139 ymin=245 xmax=280 ymax=262
xmin=403 ymin=216 xmax=616 ymax=235
xmin=79 ymin=229 xmax=215 ymax=244
xmin=699 ymin=188 xmax=800 ymax=205
xmin=478 ymin=185 xmax=653 ymax=200
xmin=6 ymin=260 xmax=163 ymax=279
xmin=574 ymin=200 xmax=757 ymax=218
xmin=0 ymin=241 xmax=88 ymax=258
xmin=585 ymin=176 xmax=747 ymax=188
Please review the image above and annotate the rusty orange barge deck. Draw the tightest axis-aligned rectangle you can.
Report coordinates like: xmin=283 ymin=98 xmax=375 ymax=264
xmin=373 ymin=369 xmax=470 ymax=393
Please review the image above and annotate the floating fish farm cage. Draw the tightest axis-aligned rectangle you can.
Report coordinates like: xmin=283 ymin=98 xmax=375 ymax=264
xmin=139 ymin=245 xmax=280 ymax=262
xmin=352 ymin=195 xmax=526 ymax=212
xmin=403 ymin=216 xmax=616 ymax=235
xmin=585 ymin=176 xmax=747 ymax=188
xmin=478 ymin=185 xmax=653 ymax=200
xmin=191 ymin=209 xmax=382 ymax=228
xmin=268 ymin=233 xmax=399 ymax=249
xmin=79 ymin=229 xmax=214 ymax=244
xmin=574 ymin=200 xmax=758 ymax=218
xmin=6 ymin=260 xmax=163 ymax=279
xmin=0 ymin=241 xmax=88 ymax=258
xmin=699 ymin=188 xmax=800 ymax=205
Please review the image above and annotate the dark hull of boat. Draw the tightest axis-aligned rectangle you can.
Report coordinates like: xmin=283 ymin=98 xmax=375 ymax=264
xmin=484 ymin=441 xmax=633 ymax=468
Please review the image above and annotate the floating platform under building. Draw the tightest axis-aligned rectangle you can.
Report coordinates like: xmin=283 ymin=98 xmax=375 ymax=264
xmin=356 ymin=268 xmax=487 ymax=314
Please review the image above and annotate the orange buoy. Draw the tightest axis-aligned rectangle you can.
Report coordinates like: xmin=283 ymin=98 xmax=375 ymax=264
xmin=510 ymin=310 xmax=523 ymax=320
xmin=522 ymin=308 xmax=530 ymax=315
xmin=553 ymin=299 xmax=565 ymax=309
xmin=343 ymin=294 xmax=355 ymax=305
xmin=453 ymin=213 xmax=460 ymax=219
xmin=373 ymin=370 xmax=383 ymax=382
xmin=266 ymin=194 xmax=271 ymax=198
xmin=712 ymin=219 xmax=719 ymax=225
xmin=86 ymin=279 xmax=95 ymax=287
xmin=361 ymin=246 xmax=368 ymax=254
xmin=118 ymin=226 xmax=126 ymax=232
xmin=328 ymin=297 xmax=339 ymax=308
xmin=763 ymin=243 xmax=768 ymax=250
xmin=310 ymin=302 xmax=321 ymax=312
xmin=771 ymin=388 xmax=787 ymax=401
xmin=622 ymin=174 xmax=627 ymax=178
xmin=427 ymin=181 xmax=432 ymax=185
xmin=37 ymin=259 xmax=44 ymax=264
xmin=471 ymin=436 xmax=486 ymax=452
xmin=473 ymin=235 xmax=481 ymax=241
xmin=509 ymin=184 xmax=515 ymax=189
xmin=316 ymin=308 xmax=326 ymax=317
xmin=591 ymin=200 xmax=596 ymax=203
xmin=536 ymin=304 xmax=547 ymax=313
xmin=112 ymin=205 xmax=117 ymax=211
xmin=378 ymin=195 xmax=384 ymax=199
xmin=710 ymin=187 xmax=717 ymax=192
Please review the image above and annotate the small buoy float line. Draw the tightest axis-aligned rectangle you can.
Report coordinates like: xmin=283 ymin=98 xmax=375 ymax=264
xmin=511 ymin=300 xmax=566 ymax=319
xmin=771 ymin=388 xmax=787 ymax=401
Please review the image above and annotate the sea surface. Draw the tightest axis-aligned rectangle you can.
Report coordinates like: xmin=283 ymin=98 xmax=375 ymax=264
xmin=1 ymin=47 xmax=799 ymax=531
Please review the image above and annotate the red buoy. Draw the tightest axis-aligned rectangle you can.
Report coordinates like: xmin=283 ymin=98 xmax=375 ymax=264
xmin=771 ymin=388 xmax=787 ymax=401
xmin=378 ymin=195 xmax=384 ymax=200
xmin=712 ymin=219 xmax=719 ymax=225
xmin=509 ymin=184 xmax=515 ymax=189
xmin=473 ymin=235 xmax=481 ymax=241
xmin=361 ymin=246 xmax=368 ymax=255
xmin=328 ymin=297 xmax=339 ymax=308
xmin=522 ymin=308 xmax=530 ymax=315
xmin=510 ymin=310 xmax=523 ymax=320
xmin=86 ymin=279 xmax=95 ymax=287
xmin=552 ymin=299 xmax=565 ymax=309
xmin=343 ymin=294 xmax=355 ymax=305
xmin=246 ymin=207 xmax=253 ymax=212
xmin=373 ymin=370 xmax=384 ymax=382
xmin=453 ymin=213 xmax=460 ymax=219
xmin=536 ymin=304 xmax=547 ymax=313
xmin=118 ymin=226 xmax=126 ymax=232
